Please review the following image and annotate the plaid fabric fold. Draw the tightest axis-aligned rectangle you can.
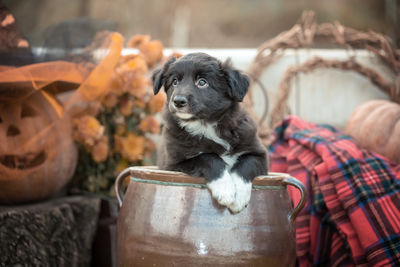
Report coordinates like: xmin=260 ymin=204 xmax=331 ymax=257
xmin=269 ymin=116 xmax=400 ymax=267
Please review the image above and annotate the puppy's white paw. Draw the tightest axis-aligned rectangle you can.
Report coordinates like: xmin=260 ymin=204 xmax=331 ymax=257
xmin=207 ymin=170 xmax=236 ymax=207
xmin=228 ymin=173 xmax=252 ymax=214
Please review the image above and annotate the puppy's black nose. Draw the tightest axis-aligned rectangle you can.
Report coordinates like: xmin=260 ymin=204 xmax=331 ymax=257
xmin=173 ymin=96 xmax=188 ymax=108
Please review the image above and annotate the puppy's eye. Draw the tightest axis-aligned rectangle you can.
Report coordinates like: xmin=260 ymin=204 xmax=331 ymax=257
xmin=172 ymin=78 xmax=179 ymax=86
xmin=196 ymin=78 xmax=208 ymax=88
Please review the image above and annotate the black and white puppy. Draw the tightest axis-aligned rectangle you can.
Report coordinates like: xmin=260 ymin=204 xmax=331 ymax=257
xmin=152 ymin=53 xmax=268 ymax=213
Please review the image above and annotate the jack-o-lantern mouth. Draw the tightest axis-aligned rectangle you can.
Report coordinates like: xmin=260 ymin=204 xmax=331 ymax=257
xmin=0 ymin=151 xmax=47 ymax=170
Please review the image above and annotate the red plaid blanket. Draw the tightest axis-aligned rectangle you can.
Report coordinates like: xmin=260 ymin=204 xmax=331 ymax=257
xmin=269 ymin=116 xmax=400 ymax=267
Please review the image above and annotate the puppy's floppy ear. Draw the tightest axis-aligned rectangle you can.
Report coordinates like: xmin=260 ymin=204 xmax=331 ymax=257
xmin=221 ymin=59 xmax=250 ymax=102
xmin=151 ymin=68 xmax=163 ymax=95
xmin=151 ymin=56 xmax=177 ymax=95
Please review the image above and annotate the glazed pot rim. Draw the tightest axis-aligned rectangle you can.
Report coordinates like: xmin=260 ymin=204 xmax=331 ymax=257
xmin=128 ymin=166 xmax=291 ymax=188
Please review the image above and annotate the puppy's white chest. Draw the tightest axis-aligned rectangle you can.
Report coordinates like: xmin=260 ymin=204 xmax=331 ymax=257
xmin=220 ymin=152 xmax=244 ymax=169
xmin=179 ymin=120 xmax=231 ymax=151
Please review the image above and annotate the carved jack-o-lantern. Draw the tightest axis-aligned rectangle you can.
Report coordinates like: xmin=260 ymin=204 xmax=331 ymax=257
xmin=0 ymin=90 xmax=77 ymax=203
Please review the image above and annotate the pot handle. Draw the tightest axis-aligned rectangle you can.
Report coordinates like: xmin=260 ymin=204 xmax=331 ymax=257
xmin=282 ymin=176 xmax=307 ymax=222
xmin=115 ymin=167 xmax=132 ymax=207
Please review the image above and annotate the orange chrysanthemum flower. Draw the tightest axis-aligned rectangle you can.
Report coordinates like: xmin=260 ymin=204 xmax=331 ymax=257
xmin=139 ymin=40 xmax=164 ymax=67
xmin=139 ymin=115 xmax=160 ymax=134
xmin=109 ymin=75 xmax=126 ymax=96
xmin=127 ymin=35 xmax=163 ymax=67
xmin=115 ymin=123 xmax=126 ymax=136
xmin=116 ymin=133 xmax=145 ymax=162
xmin=91 ymin=136 xmax=109 ymax=163
xmin=73 ymin=115 xmax=104 ymax=147
xmin=127 ymin=34 xmax=151 ymax=48
xmin=102 ymin=92 xmax=119 ymax=108
xmin=117 ymin=55 xmax=148 ymax=75
xmin=148 ymin=92 xmax=166 ymax=113
xmin=128 ymin=75 xmax=148 ymax=98
xmin=134 ymin=98 xmax=146 ymax=109
xmin=119 ymin=97 xmax=135 ymax=116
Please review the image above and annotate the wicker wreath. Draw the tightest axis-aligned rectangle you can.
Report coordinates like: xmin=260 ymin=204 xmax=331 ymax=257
xmin=245 ymin=10 xmax=400 ymax=145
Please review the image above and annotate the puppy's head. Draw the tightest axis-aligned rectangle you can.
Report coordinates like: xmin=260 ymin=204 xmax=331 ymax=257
xmin=152 ymin=53 xmax=249 ymax=121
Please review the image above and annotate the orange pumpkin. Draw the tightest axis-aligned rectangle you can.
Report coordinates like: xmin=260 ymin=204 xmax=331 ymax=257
xmin=345 ymin=100 xmax=400 ymax=163
xmin=0 ymin=90 xmax=78 ymax=204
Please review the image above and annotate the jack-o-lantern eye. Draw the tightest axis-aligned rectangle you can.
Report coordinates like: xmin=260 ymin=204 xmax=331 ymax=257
xmin=21 ymin=104 xmax=38 ymax=118
xmin=4 ymin=103 xmax=39 ymax=137
xmin=7 ymin=125 xmax=20 ymax=136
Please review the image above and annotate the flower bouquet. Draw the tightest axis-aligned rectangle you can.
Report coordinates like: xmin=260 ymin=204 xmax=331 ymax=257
xmin=72 ymin=34 xmax=166 ymax=195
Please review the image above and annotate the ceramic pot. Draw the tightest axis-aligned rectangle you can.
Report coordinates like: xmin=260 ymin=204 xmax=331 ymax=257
xmin=115 ymin=166 xmax=306 ymax=267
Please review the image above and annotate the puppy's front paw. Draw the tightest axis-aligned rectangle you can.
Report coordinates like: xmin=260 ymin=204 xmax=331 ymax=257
xmin=207 ymin=170 xmax=235 ymax=207
xmin=228 ymin=173 xmax=252 ymax=214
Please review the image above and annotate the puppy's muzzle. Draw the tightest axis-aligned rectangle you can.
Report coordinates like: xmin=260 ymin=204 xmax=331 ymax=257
xmin=173 ymin=95 xmax=188 ymax=108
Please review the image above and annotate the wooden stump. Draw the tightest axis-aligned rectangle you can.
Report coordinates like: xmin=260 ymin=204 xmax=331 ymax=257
xmin=0 ymin=196 xmax=100 ymax=266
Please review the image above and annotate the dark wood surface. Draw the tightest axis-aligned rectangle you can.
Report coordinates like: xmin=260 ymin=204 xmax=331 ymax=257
xmin=0 ymin=196 xmax=101 ymax=266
